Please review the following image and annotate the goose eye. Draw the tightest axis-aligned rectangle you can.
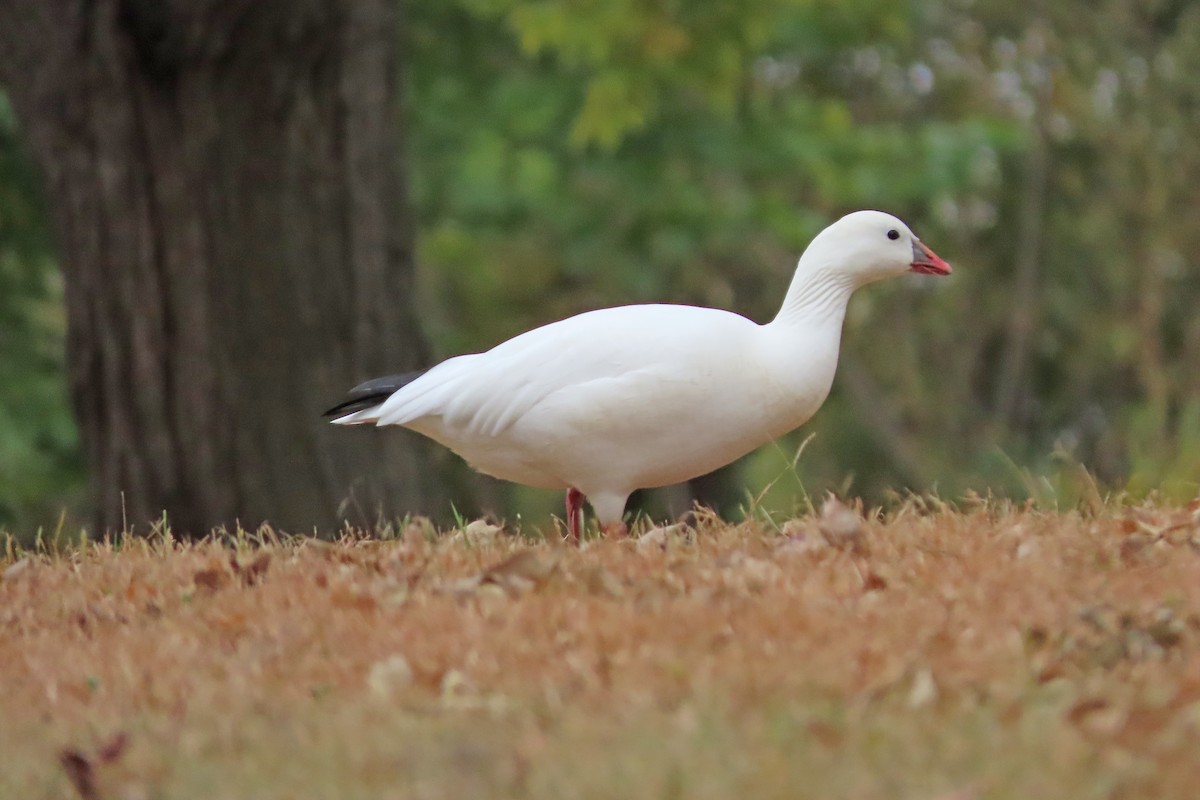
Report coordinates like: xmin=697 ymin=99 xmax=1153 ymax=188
xmin=887 ymin=229 xmax=900 ymax=241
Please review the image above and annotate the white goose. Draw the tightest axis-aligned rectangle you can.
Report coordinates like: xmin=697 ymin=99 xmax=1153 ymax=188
xmin=326 ymin=210 xmax=951 ymax=540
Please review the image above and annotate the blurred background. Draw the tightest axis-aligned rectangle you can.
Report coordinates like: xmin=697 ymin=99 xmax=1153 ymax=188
xmin=1 ymin=0 xmax=1198 ymax=539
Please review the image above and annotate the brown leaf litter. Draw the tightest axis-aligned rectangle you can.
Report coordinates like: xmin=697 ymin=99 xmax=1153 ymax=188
xmin=4 ymin=500 xmax=1200 ymax=798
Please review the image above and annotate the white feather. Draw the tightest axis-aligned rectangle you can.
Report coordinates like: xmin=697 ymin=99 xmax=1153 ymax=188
xmin=329 ymin=210 xmax=951 ymax=526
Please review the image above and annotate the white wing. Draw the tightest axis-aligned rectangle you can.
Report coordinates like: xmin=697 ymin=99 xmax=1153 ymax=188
xmin=373 ymin=304 xmax=759 ymax=437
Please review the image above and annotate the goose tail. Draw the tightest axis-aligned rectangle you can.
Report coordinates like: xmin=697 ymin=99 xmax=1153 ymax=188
xmin=324 ymin=370 xmax=426 ymax=425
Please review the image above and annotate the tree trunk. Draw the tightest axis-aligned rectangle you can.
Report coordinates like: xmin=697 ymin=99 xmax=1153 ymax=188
xmin=0 ymin=0 xmax=437 ymax=535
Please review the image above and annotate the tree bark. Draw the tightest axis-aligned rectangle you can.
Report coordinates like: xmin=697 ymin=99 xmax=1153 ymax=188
xmin=0 ymin=0 xmax=436 ymax=535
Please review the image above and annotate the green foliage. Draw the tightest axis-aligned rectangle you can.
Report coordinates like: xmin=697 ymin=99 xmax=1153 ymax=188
xmin=3 ymin=0 xmax=1200 ymax=530
xmin=0 ymin=95 xmax=84 ymax=532
xmin=408 ymin=0 xmax=1200 ymax=521
xmin=407 ymin=0 xmax=1020 ymax=518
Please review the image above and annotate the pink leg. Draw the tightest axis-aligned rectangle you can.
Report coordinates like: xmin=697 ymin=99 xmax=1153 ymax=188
xmin=566 ymin=488 xmax=585 ymax=543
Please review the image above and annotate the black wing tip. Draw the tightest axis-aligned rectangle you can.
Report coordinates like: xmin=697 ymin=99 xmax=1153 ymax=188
xmin=322 ymin=399 xmax=376 ymax=418
xmin=322 ymin=369 xmax=428 ymax=419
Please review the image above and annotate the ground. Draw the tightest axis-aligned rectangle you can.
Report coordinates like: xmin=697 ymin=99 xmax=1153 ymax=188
xmin=3 ymin=499 xmax=1200 ymax=799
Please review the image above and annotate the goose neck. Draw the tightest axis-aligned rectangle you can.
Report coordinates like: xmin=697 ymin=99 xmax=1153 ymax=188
xmin=771 ymin=264 xmax=856 ymax=328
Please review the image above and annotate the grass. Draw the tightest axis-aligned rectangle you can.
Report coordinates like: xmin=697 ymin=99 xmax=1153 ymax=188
xmin=3 ymin=499 xmax=1200 ymax=799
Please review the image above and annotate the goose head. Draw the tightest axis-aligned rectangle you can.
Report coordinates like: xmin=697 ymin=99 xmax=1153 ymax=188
xmin=803 ymin=210 xmax=952 ymax=287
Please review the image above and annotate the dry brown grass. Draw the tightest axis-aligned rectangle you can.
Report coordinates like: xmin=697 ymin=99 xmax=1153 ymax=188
xmin=4 ymin=499 xmax=1200 ymax=799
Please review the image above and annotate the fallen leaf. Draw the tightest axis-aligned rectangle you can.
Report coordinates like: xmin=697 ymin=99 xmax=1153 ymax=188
xmin=97 ymin=731 xmax=128 ymax=764
xmin=475 ymin=583 xmax=511 ymax=606
xmin=192 ymin=567 xmax=228 ymax=592
xmin=908 ymin=668 xmax=938 ymax=708
xmin=818 ymin=496 xmax=868 ymax=554
xmin=232 ymin=552 xmax=271 ymax=585
xmin=1089 ymin=637 xmax=1126 ymax=669
xmin=807 ymin=720 xmax=844 ymax=748
xmin=775 ymin=529 xmax=828 ymax=556
xmin=368 ymin=655 xmax=414 ymax=699
xmin=1119 ymin=535 xmax=1152 ymax=565
xmin=1035 ymin=661 xmax=1067 ymax=684
xmin=579 ymin=564 xmax=624 ymax=598
xmin=1065 ymin=697 xmax=1110 ymax=725
xmin=1146 ymin=615 xmax=1184 ymax=650
xmin=636 ymin=525 xmax=675 ymax=551
xmin=438 ymin=575 xmax=484 ymax=596
xmin=482 ymin=549 xmax=560 ymax=592
xmin=59 ymin=749 xmax=100 ymax=800
xmin=440 ymin=668 xmax=475 ymax=701
xmin=3 ymin=557 xmax=32 ymax=581
xmin=1024 ymin=626 xmax=1049 ymax=650
xmin=862 ymin=569 xmax=888 ymax=592
xmin=1078 ymin=605 xmax=1114 ymax=633
xmin=330 ymin=586 xmax=378 ymax=613
xmin=1066 ymin=697 xmax=1124 ymax=738
xmin=1116 ymin=705 xmax=1174 ymax=747
xmin=124 ymin=577 xmax=147 ymax=602
xmin=724 ymin=553 xmax=782 ymax=590
xmin=214 ymin=611 xmax=249 ymax=634
xmin=451 ymin=520 xmax=503 ymax=546
xmin=998 ymin=700 xmax=1024 ymax=727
